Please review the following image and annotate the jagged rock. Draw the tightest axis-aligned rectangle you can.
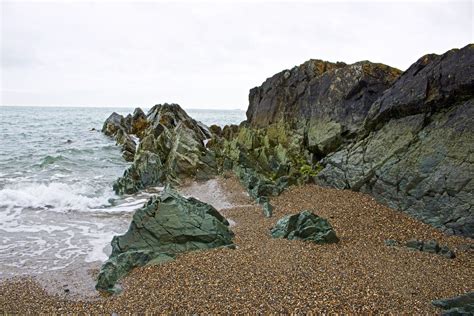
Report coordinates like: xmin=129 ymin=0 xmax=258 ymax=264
xmin=270 ymin=211 xmax=339 ymax=244
xmin=247 ymin=59 xmax=400 ymax=155
xmin=316 ymin=44 xmax=474 ymax=237
xmin=96 ymin=186 xmax=234 ymax=293
xmin=102 ymin=112 xmax=137 ymax=161
xmin=209 ymin=124 xmax=222 ymax=137
xmin=131 ymin=107 xmax=148 ymax=137
xmin=102 ymin=112 xmax=125 ymax=136
xmin=432 ymin=292 xmax=474 ymax=315
xmin=113 ymin=104 xmax=218 ymax=195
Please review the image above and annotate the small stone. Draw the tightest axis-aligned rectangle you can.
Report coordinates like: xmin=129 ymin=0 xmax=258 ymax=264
xmin=406 ymin=239 xmax=423 ymax=251
xmin=422 ymin=240 xmax=440 ymax=253
xmin=439 ymin=246 xmax=456 ymax=259
xmin=384 ymin=239 xmax=399 ymax=247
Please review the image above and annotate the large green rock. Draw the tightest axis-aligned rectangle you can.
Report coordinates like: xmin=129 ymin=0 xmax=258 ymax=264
xmin=96 ymin=186 xmax=234 ymax=293
xmin=270 ymin=211 xmax=339 ymax=244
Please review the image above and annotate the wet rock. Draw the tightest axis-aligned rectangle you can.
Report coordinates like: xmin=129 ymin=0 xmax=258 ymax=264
xmin=270 ymin=211 xmax=339 ymax=244
xmin=96 ymin=186 xmax=234 ymax=293
xmin=432 ymin=292 xmax=474 ymax=315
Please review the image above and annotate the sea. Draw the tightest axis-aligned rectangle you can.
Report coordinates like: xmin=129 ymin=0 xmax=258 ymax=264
xmin=0 ymin=106 xmax=245 ymax=294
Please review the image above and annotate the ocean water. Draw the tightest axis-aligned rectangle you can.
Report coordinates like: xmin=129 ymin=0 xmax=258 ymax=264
xmin=0 ymin=106 xmax=245 ymax=280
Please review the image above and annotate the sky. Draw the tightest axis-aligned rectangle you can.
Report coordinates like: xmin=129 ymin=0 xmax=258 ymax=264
xmin=1 ymin=0 xmax=473 ymax=109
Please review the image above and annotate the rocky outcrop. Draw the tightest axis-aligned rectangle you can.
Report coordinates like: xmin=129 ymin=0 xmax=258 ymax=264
xmin=432 ymin=292 xmax=474 ymax=315
xmin=247 ymin=59 xmax=401 ymax=156
xmin=232 ymin=44 xmax=473 ymax=237
xmin=96 ymin=186 xmax=234 ymax=293
xmin=270 ymin=211 xmax=339 ymax=244
xmin=317 ymin=45 xmax=474 ymax=237
xmin=113 ymin=103 xmax=218 ymax=194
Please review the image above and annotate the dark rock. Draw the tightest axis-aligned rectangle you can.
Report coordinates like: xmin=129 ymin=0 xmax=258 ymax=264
xmin=422 ymin=239 xmax=440 ymax=253
xmin=384 ymin=239 xmax=399 ymax=247
xmin=209 ymin=124 xmax=222 ymax=137
xmin=315 ymin=44 xmax=474 ymax=237
xmin=404 ymin=239 xmax=455 ymax=259
xmin=406 ymin=239 xmax=424 ymax=251
xmin=270 ymin=210 xmax=339 ymax=244
xmin=131 ymin=107 xmax=148 ymax=137
xmin=102 ymin=112 xmax=125 ymax=136
xmin=96 ymin=186 xmax=234 ymax=293
xmin=432 ymin=292 xmax=474 ymax=315
xmin=439 ymin=246 xmax=456 ymax=259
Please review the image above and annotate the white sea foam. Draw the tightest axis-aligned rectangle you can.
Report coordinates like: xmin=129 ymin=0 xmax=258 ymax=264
xmin=0 ymin=182 xmax=112 ymax=212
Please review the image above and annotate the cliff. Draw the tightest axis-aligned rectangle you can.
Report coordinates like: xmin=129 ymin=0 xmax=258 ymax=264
xmin=243 ymin=44 xmax=474 ymax=237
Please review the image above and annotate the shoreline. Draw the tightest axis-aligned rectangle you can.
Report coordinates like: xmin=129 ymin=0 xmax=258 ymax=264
xmin=1 ymin=175 xmax=472 ymax=313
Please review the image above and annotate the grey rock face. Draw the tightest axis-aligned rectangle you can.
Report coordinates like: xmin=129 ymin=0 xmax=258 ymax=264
xmin=240 ymin=44 xmax=474 ymax=237
xmin=316 ymin=44 xmax=474 ymax=237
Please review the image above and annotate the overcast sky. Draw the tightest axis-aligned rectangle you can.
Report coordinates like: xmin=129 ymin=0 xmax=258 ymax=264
xmin=1 ymin=0 xmax=472 ymax=109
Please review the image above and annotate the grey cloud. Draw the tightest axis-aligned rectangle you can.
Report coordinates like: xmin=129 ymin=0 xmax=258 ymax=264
xmin=1 ymin=1 xmax=472 ymax=108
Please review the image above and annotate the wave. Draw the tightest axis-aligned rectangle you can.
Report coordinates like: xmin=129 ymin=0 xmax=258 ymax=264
xmin=0 ymin=182 xmax=113 ymax=212
xmin=39 ymin=155 xmax=69 ymax=167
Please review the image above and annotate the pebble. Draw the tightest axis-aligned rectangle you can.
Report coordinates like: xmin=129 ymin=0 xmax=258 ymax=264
xmin=0 ymin=177 xmax=472 ymax=314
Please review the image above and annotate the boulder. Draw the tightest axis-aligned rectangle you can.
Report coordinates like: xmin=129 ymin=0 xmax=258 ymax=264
xmin=270 ymin=211 xmax=339 ymax=244
xmin=96 ymin=186 xmax=234 ymax=293
xmin=432 ymin=292 xmax=474 ymax=315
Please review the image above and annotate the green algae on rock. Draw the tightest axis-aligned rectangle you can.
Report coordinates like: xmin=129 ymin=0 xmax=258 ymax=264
xmin=113 ymin=103 xmax=217 ymax=194
xmin=96 ymin=186 xmax=234 ymax=293
xmin=270 ymin=210 xmax=339 ymax=244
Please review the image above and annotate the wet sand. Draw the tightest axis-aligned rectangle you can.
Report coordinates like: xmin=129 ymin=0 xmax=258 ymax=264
xmin=0 ymin=175 xmax=473 ymax=314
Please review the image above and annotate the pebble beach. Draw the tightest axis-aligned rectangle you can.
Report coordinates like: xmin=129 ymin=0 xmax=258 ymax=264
xmin=1 ymin=175 xmax=472 ymax=314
